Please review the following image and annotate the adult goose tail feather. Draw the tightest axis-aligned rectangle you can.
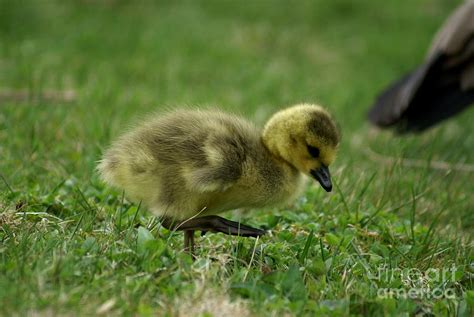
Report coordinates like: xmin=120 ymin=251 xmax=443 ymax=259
xmin=368 ymin=0 xmax=474 ymax=133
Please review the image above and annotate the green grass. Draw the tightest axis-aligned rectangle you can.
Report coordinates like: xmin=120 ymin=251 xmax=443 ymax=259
xmin=0 ymin=0 xmax=473 ymax=315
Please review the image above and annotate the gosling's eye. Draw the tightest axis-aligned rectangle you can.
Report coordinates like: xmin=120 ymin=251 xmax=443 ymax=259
xmin=307 ymin=145 xmax=320 ymax=158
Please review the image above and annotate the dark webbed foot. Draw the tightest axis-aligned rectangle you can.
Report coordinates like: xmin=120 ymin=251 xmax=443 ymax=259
xmin=175 ymin=215 xmax=266 ymax=237
xmin=161 ymin=215 xmax=266 ymax=237
xmin=160 ymin=215 xmax=265 ymax=258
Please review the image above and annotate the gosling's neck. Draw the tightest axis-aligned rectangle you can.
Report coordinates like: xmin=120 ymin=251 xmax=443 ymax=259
xmin=261 ymin=132 xmax=305 ymax=204
xmin=261 ymin=127 xmax=295 ymax=169
xmin=261 ymin=111 xmax=295 ymax=166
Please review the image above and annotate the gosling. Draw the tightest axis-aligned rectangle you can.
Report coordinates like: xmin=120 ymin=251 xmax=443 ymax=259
xmin=97 ymin=104 xmax=340 ymax=253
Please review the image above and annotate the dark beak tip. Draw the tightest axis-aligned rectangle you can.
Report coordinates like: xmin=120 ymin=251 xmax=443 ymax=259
xmin=310 ymin=166 xmax=332 ymax=193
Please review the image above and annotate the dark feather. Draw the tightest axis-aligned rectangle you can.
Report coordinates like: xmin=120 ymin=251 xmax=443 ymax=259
xmin=368 ymin=1 xmax=474 ymax=133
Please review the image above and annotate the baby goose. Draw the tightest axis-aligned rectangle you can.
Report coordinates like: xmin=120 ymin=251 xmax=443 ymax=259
xmin=97 ymin=104 xmax=340 ymax=252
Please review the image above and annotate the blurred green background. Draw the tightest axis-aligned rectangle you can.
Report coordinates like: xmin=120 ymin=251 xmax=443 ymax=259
xmin=0 ymin=0 xmax=472 ymax=316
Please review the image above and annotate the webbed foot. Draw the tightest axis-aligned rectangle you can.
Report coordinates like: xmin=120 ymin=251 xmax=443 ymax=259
xmin=162 ymin=215 xmax=266 ymax=237
xmin=160 ymin=215 xmax=265 ymax=259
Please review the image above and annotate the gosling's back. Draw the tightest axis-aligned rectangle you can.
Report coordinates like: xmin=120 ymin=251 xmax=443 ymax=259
xmin=98 ymin=109 xmax=303 ymax=220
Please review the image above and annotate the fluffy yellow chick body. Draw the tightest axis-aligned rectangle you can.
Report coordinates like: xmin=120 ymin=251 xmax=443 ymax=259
xmin=98 ymin=104 xmax=340 ymax=249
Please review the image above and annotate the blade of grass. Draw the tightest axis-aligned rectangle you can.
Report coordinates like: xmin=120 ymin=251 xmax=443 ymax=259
xmin=129 ymin=200 xmax=142 ymax=230
xmin=356 ymin=172 xmax=377 ymax=202
xmin=410 ymin=187 xmax=416 ymax=246
xmin=69 ymin=211 xmax=85 ymax=240
xmin=243 ymin=236 xmax=259 ymax=282
xmin=319 ymin=237 xmax=326 ymax=262
xmin=334 ymin=181 xmax=350 ymax=215
xmin=0 ymin=173 xmax=14 ymax=194
xmin=299 ymin=229 xmax=314 ymax=265
xmin=116 ymin=190 xmax=125 ymax=232
xmin=355 ymin=172 xmax=377 ymax=222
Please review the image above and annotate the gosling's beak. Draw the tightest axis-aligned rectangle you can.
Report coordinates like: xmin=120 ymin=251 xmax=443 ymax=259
xmin=310 ymin=165 xmax=332 ymax=192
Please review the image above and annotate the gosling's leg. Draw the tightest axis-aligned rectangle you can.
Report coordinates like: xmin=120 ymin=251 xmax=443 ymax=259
xmin=161 ymin=218 xmax=196 ymax=256
xmin=160 ymin=216 xmax=265 ymax=259
xmin=176 ymin=215 xmax=266 ymax=237
xmin=184 ymin=230 xmax=195 ymax=258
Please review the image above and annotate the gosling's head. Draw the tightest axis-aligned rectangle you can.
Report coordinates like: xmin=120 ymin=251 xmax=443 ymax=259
xmin=262 ymin=103 xmax=341 ymax=192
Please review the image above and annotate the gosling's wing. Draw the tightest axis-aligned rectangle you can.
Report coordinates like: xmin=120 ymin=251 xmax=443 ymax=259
xmin=368 ymin=1 xmax=474 ymax=132
xmin=182 ymin=131 xmax=247 ymax=193
xmin=140 ymin=109 xmax=255 ymax=193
